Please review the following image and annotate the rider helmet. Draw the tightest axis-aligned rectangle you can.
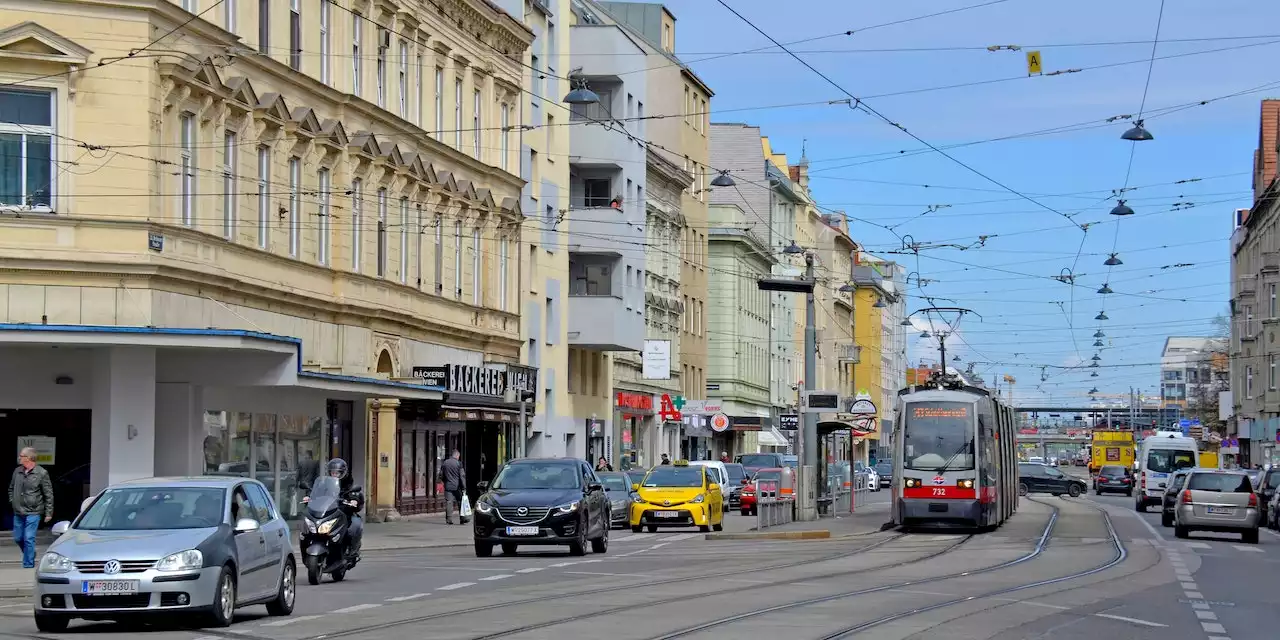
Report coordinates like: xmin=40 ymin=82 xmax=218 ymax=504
xmin=327 ymin=458 xmax=349 ymax=480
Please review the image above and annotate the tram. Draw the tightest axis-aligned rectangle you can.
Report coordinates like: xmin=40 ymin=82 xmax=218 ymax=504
xmin=889 ymin=371 xmax=1017 ymax=530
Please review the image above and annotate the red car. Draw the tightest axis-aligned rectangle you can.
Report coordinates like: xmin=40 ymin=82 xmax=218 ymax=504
xmin=740 ymin=468 xmax=783 ymax=516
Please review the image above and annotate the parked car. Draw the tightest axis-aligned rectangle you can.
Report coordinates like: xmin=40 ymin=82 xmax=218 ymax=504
xmin=722 ymin=463 xmax=748 ymax=511
xmin=736 ymin=453 xmax=785 ymax=478
xmin=1017 ymin=463 xmax=1086 ymax=497
xmin=1161 ymin=469 xmax=1194 ymax=527
xmin=1093 ymin=465 xmax=1134 ymax=496
xmin=689 ymin=461 xmax=731 ymax=512
xmin=1172 ymin=469 xmax=1260 ymax=543
xmin=739 ymin=468 xmax=783 ymax=516
xmin=34 ymin=477 xmax=296 ymax=631
xmin=472 ymin=458 xmax=611 ymax=557
xmin=1255 ymin=467 xmax=1280 ymax=527
xmin=873 ymin=461 xmax=893 ymax=489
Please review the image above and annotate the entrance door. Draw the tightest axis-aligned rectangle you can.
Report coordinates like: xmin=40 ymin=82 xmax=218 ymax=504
xmin=0 ymin=409 xmax=91 ymax=529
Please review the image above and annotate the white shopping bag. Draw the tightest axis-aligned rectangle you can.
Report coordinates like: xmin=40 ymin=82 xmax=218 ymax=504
xmin=460 ymin=494 xmax=473 ymax=523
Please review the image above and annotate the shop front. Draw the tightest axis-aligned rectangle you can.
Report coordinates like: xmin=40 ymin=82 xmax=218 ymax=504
xmin=613 ymin=391 xmax=654 ymax=472
xmin=398 ymin=363 xmax=533 ymax=513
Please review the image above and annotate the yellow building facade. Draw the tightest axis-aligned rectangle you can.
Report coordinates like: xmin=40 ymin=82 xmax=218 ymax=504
xmin=0 ymin=0 xmax=536 ymax=521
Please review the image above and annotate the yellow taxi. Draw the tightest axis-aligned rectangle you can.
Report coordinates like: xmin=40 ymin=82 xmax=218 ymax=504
xmin=629 ymin=460 xmax=724 ymax=533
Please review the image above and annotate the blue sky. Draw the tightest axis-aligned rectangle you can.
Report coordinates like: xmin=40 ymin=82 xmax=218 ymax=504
xmin=651 ymin=0 xmax=1280 ymax=405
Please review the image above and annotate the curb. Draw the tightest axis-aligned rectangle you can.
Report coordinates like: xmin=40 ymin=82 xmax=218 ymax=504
xmin=704 ymin=530 xmax=831 ymax=541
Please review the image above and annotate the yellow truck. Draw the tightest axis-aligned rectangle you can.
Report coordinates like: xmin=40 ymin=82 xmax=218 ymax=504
xmin=1089 ymin=430 xmax=1136 ymax=474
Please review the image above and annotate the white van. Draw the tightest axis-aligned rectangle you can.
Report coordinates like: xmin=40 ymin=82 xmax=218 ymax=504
xmin=1135 ymin=431 xmax=1200 ymax=511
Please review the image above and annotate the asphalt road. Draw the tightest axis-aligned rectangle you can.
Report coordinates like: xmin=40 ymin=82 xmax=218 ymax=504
xmin=0 ymin=484 xmax=1273 ymax=640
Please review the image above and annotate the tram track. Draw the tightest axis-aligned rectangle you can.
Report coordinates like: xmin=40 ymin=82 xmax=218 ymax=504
xmin=645 ymin=497 xmax=1123 ymax=640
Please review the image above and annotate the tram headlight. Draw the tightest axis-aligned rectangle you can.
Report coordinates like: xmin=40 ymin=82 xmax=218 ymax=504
xmin=904 ymin=478 xmax=922 ymax=488
xmin=958 ymin=479 xmax=975 ymax=489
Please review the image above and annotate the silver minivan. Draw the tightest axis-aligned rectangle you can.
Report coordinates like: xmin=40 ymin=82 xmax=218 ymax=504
xmin=34 ymin=477 xmax=296 ymax=631
xmin=1173 ymin=470 xmax=1260 ymax=543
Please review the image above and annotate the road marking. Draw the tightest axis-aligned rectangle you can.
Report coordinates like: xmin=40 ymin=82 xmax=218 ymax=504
xmin=0 ymin=604 xmax=28 ymax=609
xmin=1201 ymin=622 xmax=1227 ymax=634
xmin=386 ymin=593 xmax=429 ymax=602
xmin=549 ymin=561 xmax=579 ymax=568
xmin=438 ymin=582 xmax=475 ymax=590
xmin=664 ymin=533 xmax=699 ymax=541
xmin=564 ymin=570 xmax=657 ymax=577
xmin=1181 ymin=582 xmax=1198 ymax=590
xmin=261 ymin=615 xmax=326 ymax=626
xmin=1207 ymin=637 xmax=1231 ymax=640
xmin=1182 ymin=541 xmax=1211 ymax=549
xmin=515 ymin=567 xmax=543 ymax=573
xmin=616 ymin=533 xmax=653 ymax=542
xmin=578 ymin=559 xmax=603 ymax=564
xmin=1194 ymin=610 xmax=1218 ymax=620
xmin=724 ymin=578 xmax=772 ymax=584
xmin=1093 ymin=613 xmax=1167 ymax=628
xmin=1125 ymin=506 xmax=1167 ymax=543
xmin=1010 ymin=600 xmax=1070 ymax=610
xmin=1191 ymin=602 xmax=1210 ymax=610
xmin=479 ymin=574 xmax=513 ymax=581
xmin=333 ymin=604 xmax=381 ymax=613
xmin=1232 ymin=544 xmax=1263 ymax=552
xmin=1186 ymin=591 xmax=1205 ymax=599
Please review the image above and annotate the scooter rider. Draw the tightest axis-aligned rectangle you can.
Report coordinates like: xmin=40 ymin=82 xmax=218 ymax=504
xmin=304 ymin=458 xmax=364 ymax=561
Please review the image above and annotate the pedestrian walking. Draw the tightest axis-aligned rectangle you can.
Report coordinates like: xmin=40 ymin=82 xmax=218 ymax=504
xmin=439 ymin=449 xmax=466 ymax=525
xmin=10 ymin=447 xmax=52 ymax=568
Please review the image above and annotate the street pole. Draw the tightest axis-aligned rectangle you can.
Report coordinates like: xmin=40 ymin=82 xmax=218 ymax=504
xmin=518 ymin=398 xmax=527 ymax=458
xmin=802 ymin=252 xmax=818 ymax=519
xmin=937 ymin=333 xmax=947 ymax=371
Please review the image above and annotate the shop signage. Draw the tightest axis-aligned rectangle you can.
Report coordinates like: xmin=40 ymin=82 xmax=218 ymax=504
xmin=16 ymin=436 xmax=55 ymax=465
xmin=505 ymin=364 xmax=538 ymax=399
xmin=615 ymin=392 xmax=653 ymax=411
xmin=710 ymin=413 xmax=730 ymax=433
xmin=658 ymin=394 xmax=683 ymax=422
xmin=588 ymin=419 xmax=603 ymax=437
xmin=683 ymin=399 xmax=724 ymax=415
xmin=779 ymin=414 xmax=800 ymax=430
xmin=846 ymin=398 xmax=878 ymax=415
xmin=411 ymin=364 xmax=507 ymax=396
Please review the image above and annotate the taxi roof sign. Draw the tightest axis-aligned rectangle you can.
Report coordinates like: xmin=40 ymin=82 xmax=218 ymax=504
xmin=673 ymin=459 xmax=690 ymax=466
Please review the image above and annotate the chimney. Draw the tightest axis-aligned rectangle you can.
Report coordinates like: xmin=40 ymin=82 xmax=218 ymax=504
xmin=1254 ymin=99 xmax=1280 ymax=202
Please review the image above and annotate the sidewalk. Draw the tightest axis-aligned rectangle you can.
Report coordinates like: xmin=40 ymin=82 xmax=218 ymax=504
xmin=713 ymin=498 xmax=892 ymax=539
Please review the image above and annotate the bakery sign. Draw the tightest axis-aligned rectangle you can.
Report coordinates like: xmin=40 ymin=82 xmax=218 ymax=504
xmin=411 ymin=364 xmax=507 ymax=396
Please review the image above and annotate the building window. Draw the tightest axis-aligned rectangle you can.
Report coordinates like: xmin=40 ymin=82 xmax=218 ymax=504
xmin=351 ymin=13 xmax=362 ymax=96
xmin=319 ymin=0 xmax=330 ymax=84
xmin=224 ymin=0 xmax=236 ymax=34
xmin=434 ymin=67 xmax=444 ymax=139
xmin=178 ymin=113 xmax=195 ymax=225
xmin=0 ymin=90 xmax=54 ymax=210
xmin=500 ymin=103 xmax=509 ymax=171
xmin=499 ymin=236 xmax=508 ymax=311
xmin=317 ymin=168 xmax=331 ymax=265
xmin=454 ymin=77 xmax=463 ymax=149
xmin=414 ymin=203 xmax=423 ymax=288
xmin=398 ymin=40 xmax=408 ymax=117
xmin=257 ymin=0 xmax=269 ymax=53
xmin=1271 ymin=283 xmax=1276 ymax=318
xmin=434 ymin=216 xmax=443 ymax=293
xmin=289 ymin=0 xmax=301 ymax=70
xmin=351 ymin=178 xmax=363 ymax=272
xmin=376 ymin=188 xmax=387 ymax=277
xmin=472 ymin=227 xmax=482 ymax=304
xmin=400 ymin=198 xmax=410 ymax=285
xmin=473 ymin=88 xmax=481 ymax=159
xmin=1247 ymin=366 xmax=1254 ymax=399
xmin=453 ymin=221 xmax=462 ymax=298
xmin=222 ymin=131 xmax=236 ymax=239
xmin=288 ymin=157 xmax=300 ymax=257
xmin=1271 ymin=356 xmax=1277 ymax=391
xmin=256 ymin=145 xmax=270 ymax=249
xmin=376 ymin=29 xmax=387 ymax=108
xmin=414 ymin=51 xmax=423 ymax=126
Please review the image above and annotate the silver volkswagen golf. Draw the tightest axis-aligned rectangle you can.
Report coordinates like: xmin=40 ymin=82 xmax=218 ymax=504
xmin=34 ymin=477 xmax=296 ymax=631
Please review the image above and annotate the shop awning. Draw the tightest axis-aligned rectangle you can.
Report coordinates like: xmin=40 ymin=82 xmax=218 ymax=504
xmin=758 ymin=427 xmax=790 ymax=448
xmin=295 ymin=372 xmax=443 ymax=401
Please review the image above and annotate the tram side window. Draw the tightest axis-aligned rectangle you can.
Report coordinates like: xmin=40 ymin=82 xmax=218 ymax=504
xmin=979 ymin=413 xmax=997 ymax=485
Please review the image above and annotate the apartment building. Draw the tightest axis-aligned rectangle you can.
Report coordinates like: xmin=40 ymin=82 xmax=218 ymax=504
xmin=0 ymin=0 xmax=534 ymax=522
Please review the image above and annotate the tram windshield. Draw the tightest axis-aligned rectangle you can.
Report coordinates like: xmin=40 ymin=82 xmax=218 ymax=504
xmin=903 ymin=401 xmax=975 ymax=472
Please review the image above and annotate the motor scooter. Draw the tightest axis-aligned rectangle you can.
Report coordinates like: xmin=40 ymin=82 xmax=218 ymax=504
xmin=300 ymin=476 xmax=360 ymax=584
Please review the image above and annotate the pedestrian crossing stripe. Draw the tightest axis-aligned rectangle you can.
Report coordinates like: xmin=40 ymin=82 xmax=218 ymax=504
xmin=1232 ymin=544 xmax=1264 ymax=552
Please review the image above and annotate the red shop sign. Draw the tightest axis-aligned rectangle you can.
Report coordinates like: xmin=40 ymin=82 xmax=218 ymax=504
xmin=615 ymin=392 xmax=653 ymax=411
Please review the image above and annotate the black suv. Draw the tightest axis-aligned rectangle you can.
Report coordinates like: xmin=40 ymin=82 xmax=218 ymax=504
xmin=472 ymin=458 xmax=611 ymax=557
xmin=1161 ymin=469 xmax=1193 ymax=527
xmin=1094 ymin=465 xmax=1134 ymax=496
xmin=1018 ymin=463 xmax=1087 ymax=497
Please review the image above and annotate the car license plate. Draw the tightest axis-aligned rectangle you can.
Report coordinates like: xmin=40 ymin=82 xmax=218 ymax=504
xmin=82 ymin=580 xmax=139 ymax=596
xmin=654 ymin=511 xmax=679 ymax=518
xmin=505 ymin=526 xmax=539 ymax=536
xmin=1206 ymin=507 xmax=1235 ymax=515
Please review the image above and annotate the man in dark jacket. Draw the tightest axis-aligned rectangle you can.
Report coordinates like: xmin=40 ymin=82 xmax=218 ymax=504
xmin=439 ymin=450 xmax=465 ymax=524
xmin=10 ymin=447 xmax=53 ymax=568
